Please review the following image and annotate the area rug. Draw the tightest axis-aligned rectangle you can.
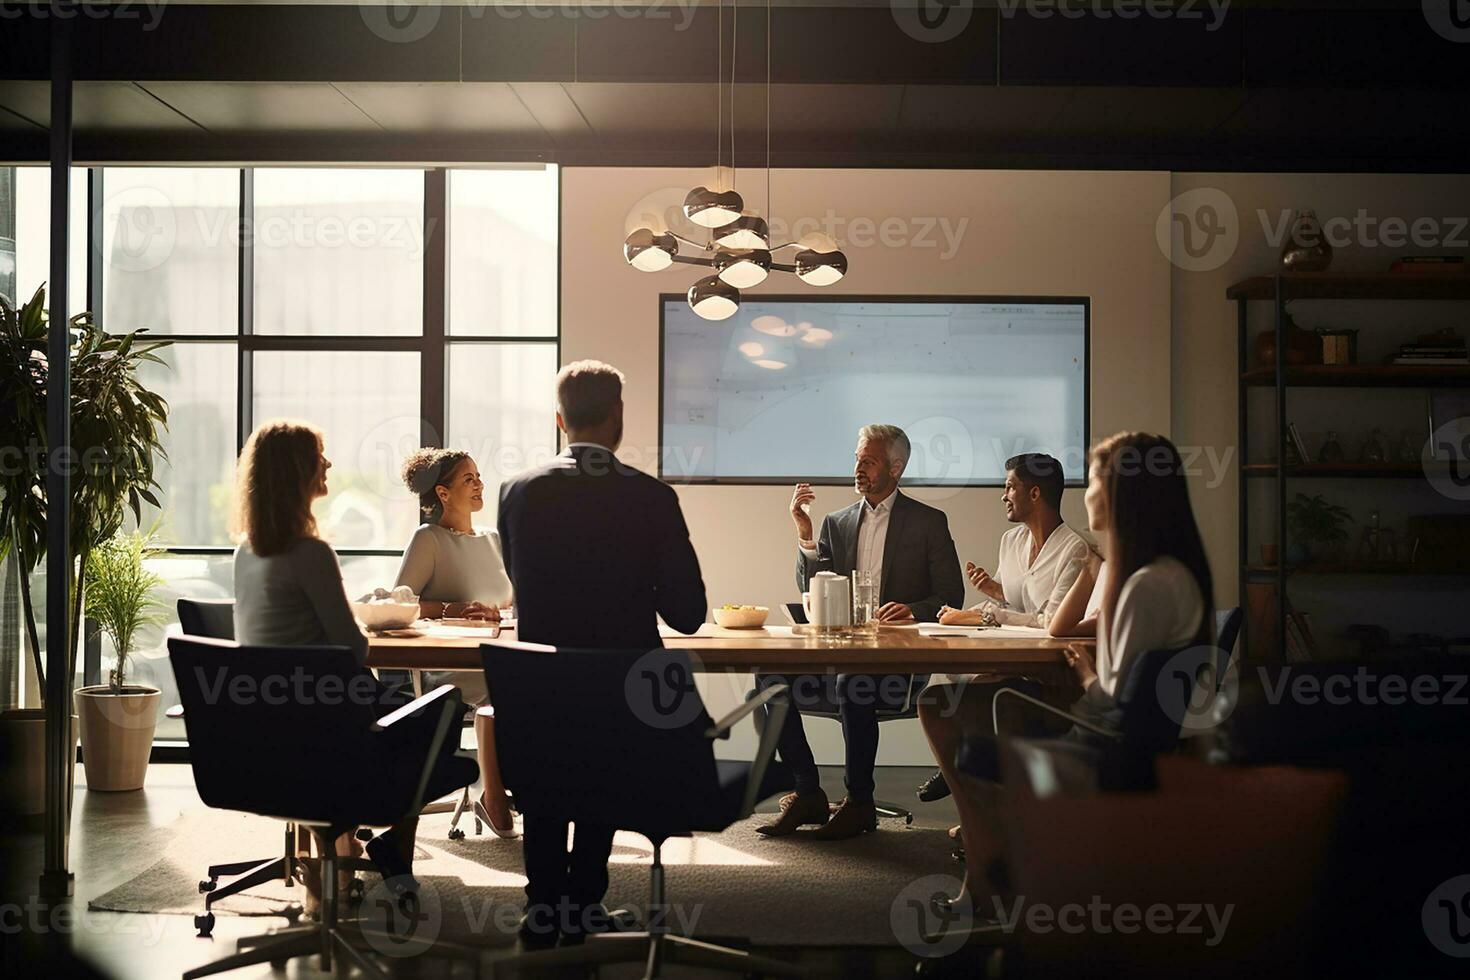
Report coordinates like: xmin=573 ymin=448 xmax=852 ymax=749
xmin=87 ymin=808 xmax=957 ymax=947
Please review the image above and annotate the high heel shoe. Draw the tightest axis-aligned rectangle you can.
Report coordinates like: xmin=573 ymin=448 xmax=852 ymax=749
xmin=474 ymin=795 xmax=519 ymax=839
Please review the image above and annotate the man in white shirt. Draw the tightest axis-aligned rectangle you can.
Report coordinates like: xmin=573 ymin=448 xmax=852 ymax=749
xmin=755 ymin=424 xmax=964 ymax=840
xmin=918 ymin=452 xmax=1091 ymax=803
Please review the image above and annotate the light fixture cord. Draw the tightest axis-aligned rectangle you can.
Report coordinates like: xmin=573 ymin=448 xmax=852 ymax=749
xmin=717 ymin=0 xmax=723 ymax=183
xmin=730 ymin=0 xmax=738 ymax=193
xmin=766 ymin=0 xmax=772 ymax=222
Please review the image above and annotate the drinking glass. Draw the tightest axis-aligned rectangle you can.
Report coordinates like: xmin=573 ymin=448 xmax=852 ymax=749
xmin=851 ymin=570 xmax=879 ymax=629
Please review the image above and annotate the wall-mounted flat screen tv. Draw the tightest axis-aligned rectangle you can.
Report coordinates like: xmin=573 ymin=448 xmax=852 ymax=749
xmin=659 ymin=296 xmax=1089 ymax=485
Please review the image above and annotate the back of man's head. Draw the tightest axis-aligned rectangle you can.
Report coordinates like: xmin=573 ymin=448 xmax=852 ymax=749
xmin=1005 ymin=452 xmax=1065 ymax=512
xmin=556 ymin=360 xmax=625 ymax=430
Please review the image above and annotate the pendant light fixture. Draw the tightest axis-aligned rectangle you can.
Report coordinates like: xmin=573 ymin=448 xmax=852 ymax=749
xmin=621 ymin=0 xmax=848 ymax=319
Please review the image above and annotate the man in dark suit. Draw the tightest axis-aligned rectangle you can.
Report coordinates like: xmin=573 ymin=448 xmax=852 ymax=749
xmin=755 ymin=424 xmax=964 ymax=840
xmin=498 ymin=359 xmax=706 ymax=945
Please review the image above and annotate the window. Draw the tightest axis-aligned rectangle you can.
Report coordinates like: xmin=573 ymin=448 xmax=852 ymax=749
xmin=2 ymin=165 xmax=560 ymax=742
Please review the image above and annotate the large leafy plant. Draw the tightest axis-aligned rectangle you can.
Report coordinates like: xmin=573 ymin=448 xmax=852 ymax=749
xmin=0 ymin=284 xmax=171 ymax=706
xmin=1287 ymin=492 xmax=1353 ymax=547
xmin=84 ymin=526 xmax=167 ymax=694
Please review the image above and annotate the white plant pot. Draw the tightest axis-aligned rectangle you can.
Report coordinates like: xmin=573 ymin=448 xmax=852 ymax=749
xmin=0 ymin=709 xmax=79 ymax=815
xmin=76 ymin=684 xmax=160 ymax=792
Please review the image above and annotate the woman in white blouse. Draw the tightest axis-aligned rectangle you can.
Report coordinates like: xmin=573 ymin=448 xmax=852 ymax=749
xmin=394 ymin=449 xmax=517 ymax=838
xmin=944 ymin=431 xmax=1214 ymax=911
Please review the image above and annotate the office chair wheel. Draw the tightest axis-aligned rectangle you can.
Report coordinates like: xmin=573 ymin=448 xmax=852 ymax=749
xmin=198 ymin=878 xmax=217 ymax=893
xmin=347 ymin=879 xmax=366 ymax=905
xmin=448 ymin=827 xmax=465 ymax=841
xmin=904 ymin=813 xmax=914 ymax=825
xmin=194 ymin=912 xmax=215 ymax=937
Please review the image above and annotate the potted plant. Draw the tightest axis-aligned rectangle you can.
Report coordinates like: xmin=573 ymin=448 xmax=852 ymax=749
xmin=0 ymin=285 xmax=170 ymax=809
xmin=1286 ymin=493 xmax=1353 ymax=565
xmin=77 ymin=527 xmax=167 ymax=791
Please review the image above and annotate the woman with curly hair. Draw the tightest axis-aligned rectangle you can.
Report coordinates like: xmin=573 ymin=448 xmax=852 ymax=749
xmin=394 ymin=448 xmax=517 ymax=838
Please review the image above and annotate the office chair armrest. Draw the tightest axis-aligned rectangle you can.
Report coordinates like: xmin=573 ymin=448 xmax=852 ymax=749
xmin=738 ymin=684 xmax=792 ymax=819
xmin=706 ymin=684 xmax=789 ymax=740
xmin=165 ymin=704 xmax=184 ymax=719
xmin=991 ymin=686 xmax=1120 ymax=742
xmin=373 ymin=683 xmax=457 ymax=731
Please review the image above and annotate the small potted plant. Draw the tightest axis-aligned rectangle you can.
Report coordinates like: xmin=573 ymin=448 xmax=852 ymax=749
xmin=1286 ymin=493 xmax=1353 ymax=565
xmin=76 ymin=527 xmax=167 ymax=791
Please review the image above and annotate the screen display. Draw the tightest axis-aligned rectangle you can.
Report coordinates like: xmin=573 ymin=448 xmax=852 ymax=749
xmin=660 ymin=297 xmax=1088 ymax=484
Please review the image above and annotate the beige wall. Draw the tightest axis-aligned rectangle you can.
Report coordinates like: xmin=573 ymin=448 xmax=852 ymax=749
xmin=561 ymin=168 xmax=1173 ymax=763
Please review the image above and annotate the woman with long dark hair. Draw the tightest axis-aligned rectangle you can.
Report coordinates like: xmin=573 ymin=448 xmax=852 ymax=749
xmin=942 ymin=431 xmax=1213 ymax=911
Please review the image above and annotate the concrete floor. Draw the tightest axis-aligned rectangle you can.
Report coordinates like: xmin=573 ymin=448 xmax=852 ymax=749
xmin=5 ymin=763 xmax=965 ymax=980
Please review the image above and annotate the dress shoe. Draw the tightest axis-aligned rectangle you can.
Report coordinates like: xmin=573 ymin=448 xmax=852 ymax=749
xmin=809 ymin=797 xmax=878 ymax=840
xmin=560 ymin=905 xmax=643 ymax=945
xmin=365 ymin=834 xmax=418 ymax=896
xmin=517 ymin=909 xmax=560 ymax=950
xmin=755 ymin=789 xmax=831 ymax=836
xmin=916 ymin=769 xmax=951 ymax=802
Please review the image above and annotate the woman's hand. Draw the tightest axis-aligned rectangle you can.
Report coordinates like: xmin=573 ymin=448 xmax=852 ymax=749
xmin=938 ymin=606 xmax=985 ymax=626
xmin=446 ymin=601 xmax=500 ymax=621
xmin=1064 ymin=643 xmax=1097 ymax=688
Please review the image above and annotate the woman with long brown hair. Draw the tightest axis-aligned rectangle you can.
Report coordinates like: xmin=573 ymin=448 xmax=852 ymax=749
xmin=941 ymin=431 xmax=1214 ymax=913
xmin=232 ymin=420 xmax=474 ymax=901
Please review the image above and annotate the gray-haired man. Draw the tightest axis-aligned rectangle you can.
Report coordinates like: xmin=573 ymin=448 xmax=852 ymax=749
xmin=755 ymin=424 xmax=964 ymax=840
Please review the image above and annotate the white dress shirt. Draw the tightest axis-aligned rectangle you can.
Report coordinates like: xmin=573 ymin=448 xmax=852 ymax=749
xmin=799 ymin=490 xmax=895 ymax=584
xmin=972 ymin=522 xmax=1091 ymax=629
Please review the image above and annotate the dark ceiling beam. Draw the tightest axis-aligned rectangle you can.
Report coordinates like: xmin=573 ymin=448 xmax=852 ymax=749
xmin=2 ymin=5 xmax=1462 ymax=87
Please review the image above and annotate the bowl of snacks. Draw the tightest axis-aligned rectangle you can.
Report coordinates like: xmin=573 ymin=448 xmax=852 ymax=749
xmin=351 ymin=586 xmax=421 ymax=631
xmin=713 ymin=604 xmax=769 ymax=629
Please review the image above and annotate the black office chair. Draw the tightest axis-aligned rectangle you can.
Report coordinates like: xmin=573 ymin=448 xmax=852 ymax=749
xmin=480 ymin=639 xmax=803 ymax=978
xmin=175 ymin=598 xmax=305 ymax=932
xmin=168 ymin=635 xmax=476 ymax=979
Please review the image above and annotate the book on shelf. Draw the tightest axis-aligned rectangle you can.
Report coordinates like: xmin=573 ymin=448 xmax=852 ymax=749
xmin=1286 ymin=422 xmax=1310 ymax=464
xmin=1391 ymin=356 xmax=1470 ymax=365
xmin=1389 ymin=256 xmax=1468 ymax=273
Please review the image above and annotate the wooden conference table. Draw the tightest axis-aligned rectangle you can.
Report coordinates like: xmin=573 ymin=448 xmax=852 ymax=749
xmin=368 ymin=621 xmax=1084 ymax=680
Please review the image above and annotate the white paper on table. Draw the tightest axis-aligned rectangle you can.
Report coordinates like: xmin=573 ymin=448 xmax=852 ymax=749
xmin=918 ymin=625 xmax=990 ymax=638
xmin=988 ymin=624 xmax=1053 ymax=638
xmin=423 ymin=623 xmax=503 ymax=639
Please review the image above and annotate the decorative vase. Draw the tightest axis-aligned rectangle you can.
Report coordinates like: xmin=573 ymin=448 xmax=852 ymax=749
xmin=1359 ymin=429 xmax=1388 ymax=463
xmin=1280 ymin=209 xmax=1333 ymax=272
xmin=76 ymin=684 xmax=160 ymax=791
xmin=1254 ymin=308 xmax=1323 ymax=367
xmin=1318 ymin=431 xmax=1346 ymax=463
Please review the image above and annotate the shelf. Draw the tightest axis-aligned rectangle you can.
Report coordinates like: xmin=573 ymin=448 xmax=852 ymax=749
xmin=1227 ymin=272 xmax=1470 ymax=301
xmin=1246 ymin=563 xmax=1470 ymax=578
xmin=1241 ymin=364 xmax=1470 ymax=388
xmin=1242 ymin=462 xmax=1442 ymax=479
